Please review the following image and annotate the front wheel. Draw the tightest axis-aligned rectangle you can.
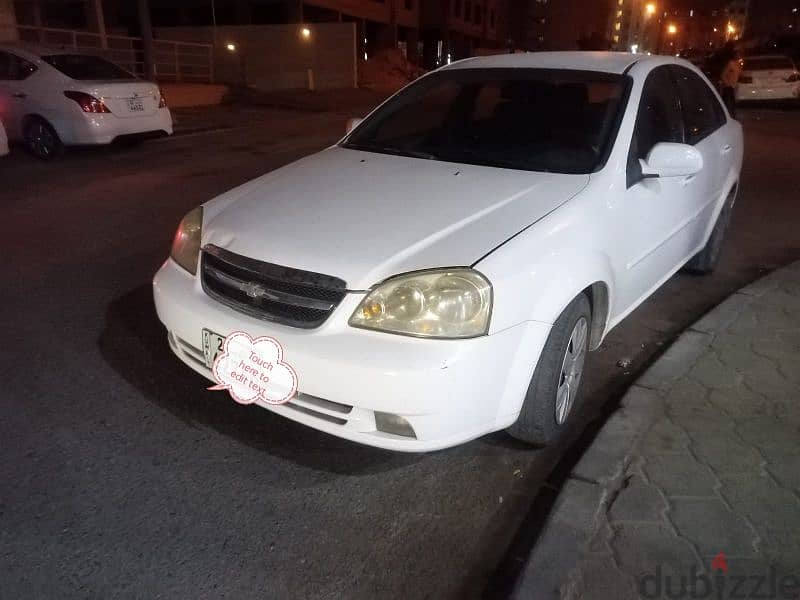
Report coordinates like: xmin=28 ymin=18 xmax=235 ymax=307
xmin=24 ymin=117 xmax=63 ymax=160
xmin=507 ymin=294 xmax=591 ymax=447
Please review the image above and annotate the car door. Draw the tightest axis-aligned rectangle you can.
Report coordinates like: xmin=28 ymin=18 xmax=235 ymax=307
xmin=670 ymin=66 xmax=731 ymax=249
xmin=0 ymin=51 xmax=37 ymax=140
xmin=614 ymin=65 xmax=700 ymax=313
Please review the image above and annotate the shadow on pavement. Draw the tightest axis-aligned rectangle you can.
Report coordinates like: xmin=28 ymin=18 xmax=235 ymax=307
xmin=97 ymin=284 xmax=422 ymax=476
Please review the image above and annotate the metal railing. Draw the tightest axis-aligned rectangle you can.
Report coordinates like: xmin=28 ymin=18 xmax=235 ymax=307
xmin=3 ymin=25 xmax=214 ymax=83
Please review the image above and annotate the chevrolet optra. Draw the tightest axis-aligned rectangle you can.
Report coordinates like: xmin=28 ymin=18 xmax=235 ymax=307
xmin=154 ymin=52 xmax=743 ymax=451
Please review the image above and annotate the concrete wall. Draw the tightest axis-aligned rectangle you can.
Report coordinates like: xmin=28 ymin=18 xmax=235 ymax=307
xmin=0 ymin=0 xmax=17 ymax=41
xmin=154 ymin=24 xmax=357 ymax=92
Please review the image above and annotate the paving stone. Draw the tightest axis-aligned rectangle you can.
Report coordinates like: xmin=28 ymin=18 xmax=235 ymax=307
xmin=611 ymin=522 xmax=701 ymax=579
xmin=572 ymin=406 xmax=661 ymax=484
xmin=638 ymin=418 xmax=692 ymax=456
xmin=670 ymin=497 xmax=759 ymax=557
xmin=691 ymin=292 xmax=752 ymax=335
xmin=643 ymin=454 xmax=719 ymax=497
xmin=608 ymin=475 xmax=667 ymax=523
xmin=688 ymin=353 xmax=742 ymax=390
xmin=707 ymin=387 xmax=780 ymax=419
xmin=668 ymin=403 xmax=738 ymax=435
xmin=735 ymin=417 xmax=800 ymax=458
xmin=568 ymin=554 xmax=637 ymax=600
xmin=637 ymin=331 xmax=712 ymax=391
xmin=766 ymin=455 xmax=800 ymax=494
xmin=662 ymin=377 xmax=709 ymax=408
xmin=688 ymin=434 xmax=765 ymax=475
xmin=719 ymin=474 xmax=800 ymax=552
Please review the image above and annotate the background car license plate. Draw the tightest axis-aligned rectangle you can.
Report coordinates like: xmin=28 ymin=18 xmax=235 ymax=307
xmin=202 ymin=329 xmax=225 ymax=368
xmin=127 ymin=98 xmax=144 ymax=112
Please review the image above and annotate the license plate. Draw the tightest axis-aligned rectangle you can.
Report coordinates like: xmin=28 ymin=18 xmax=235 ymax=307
xmin=202 ymin=329 xmax=225 ymax=368
xmin=127 ymin=98 xmax=144 ymax=112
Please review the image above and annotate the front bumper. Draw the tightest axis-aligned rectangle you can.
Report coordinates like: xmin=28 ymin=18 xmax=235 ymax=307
xmin=153 ymin=259 xmax=551 ymax=451
xmin=57 ymin=108 xmax=173 ymax=145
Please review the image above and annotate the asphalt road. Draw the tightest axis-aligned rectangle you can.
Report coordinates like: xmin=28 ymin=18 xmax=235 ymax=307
xmin=1 ymin=103 xmax=799 ymax=600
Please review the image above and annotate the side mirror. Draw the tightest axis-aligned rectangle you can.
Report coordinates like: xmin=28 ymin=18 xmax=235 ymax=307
xmin=345 ymin=117 xmax=363 ymax=135
xmin=640 ymin=142 xmax=703 ymax=178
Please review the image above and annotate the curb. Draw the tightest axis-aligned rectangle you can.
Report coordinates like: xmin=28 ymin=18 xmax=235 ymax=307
xmin=510 ymin=261 xmax=799 ymax=599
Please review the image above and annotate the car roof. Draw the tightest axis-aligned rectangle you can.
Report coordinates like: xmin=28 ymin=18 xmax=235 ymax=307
xmin=441 ymin=51 xmax=699 ymax=76
xmin=0 ymin=42 xmax=82 ymax=61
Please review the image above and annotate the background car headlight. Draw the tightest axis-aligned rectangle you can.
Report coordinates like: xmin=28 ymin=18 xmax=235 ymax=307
xmin=170 ymin=206 xmax=203 ymax=275
xmin=349 ymin=269 xmax=492 ymax=338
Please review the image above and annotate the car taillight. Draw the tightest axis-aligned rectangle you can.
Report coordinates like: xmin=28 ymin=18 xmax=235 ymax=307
xmin=64 ymin=91 xmax=110 ymax=113
xmin=738 ymin=75 xmax=753 ymax=84
xmin=786 ymin=73 xmax=800 ymax=83
xmin=158 ymin=90 xmax=167 ymax=108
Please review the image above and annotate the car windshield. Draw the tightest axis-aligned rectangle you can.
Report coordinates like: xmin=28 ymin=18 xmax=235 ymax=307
xmin=342 ymin=68 xmax=629 ymax=174
xmin=42 ymin=54 xmax=135 ymax=80
xmin=744 ymin=56 xmax=795 ymax=71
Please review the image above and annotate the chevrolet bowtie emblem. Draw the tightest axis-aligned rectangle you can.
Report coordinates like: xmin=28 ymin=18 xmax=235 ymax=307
xmin=242 ymin=282 xmax=278 ymax=301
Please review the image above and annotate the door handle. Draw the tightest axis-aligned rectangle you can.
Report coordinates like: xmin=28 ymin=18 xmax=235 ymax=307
xmin=721 ymin=144 xmax=732 ymax=154
xmin=682 ymin=175 xmax=696 ymax=187
xmin=11 ymin=92 xmax=27 ymax=99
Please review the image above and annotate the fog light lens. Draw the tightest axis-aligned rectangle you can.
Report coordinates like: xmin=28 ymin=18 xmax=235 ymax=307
xmin=375 ymin=412 xmax=416 ymax=438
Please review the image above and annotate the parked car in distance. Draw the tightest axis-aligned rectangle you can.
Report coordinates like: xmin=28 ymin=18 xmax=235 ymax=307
xmin=0 ymin=44 xmax=172 ymax=159
xmin=736 ymin=55 xmax=800 ymax=102
xmin=0 ymin=120 xmax=8 ymax=157
xmin=154 ymin=52 xmax=743 ymax=452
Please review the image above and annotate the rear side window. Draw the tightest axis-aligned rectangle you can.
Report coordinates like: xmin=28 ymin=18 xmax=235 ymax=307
xmin=0 ymin=51 xmax=37 ymax=80
xmin=42 ymin=54 xmax=135 ymax=80
xmin=672 ymin=67 xmax=726 ymax=144
xmin=627 ymin=66 xmax=683 ymax=187
xmin=744 ymin=56 xmax=795 ymax=71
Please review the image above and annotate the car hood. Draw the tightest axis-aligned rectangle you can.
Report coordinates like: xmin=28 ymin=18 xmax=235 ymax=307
xmin=203 ymin=147 xmax=589 ymax=290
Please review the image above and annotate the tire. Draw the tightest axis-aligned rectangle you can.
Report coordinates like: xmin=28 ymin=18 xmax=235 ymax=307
xmin=24 ymin=117 xmax=63 ymax=160
xmin=683 ymin=186 xmax=737 ymax=275
xmin=507 ymin=294 xmax=592 ymax=447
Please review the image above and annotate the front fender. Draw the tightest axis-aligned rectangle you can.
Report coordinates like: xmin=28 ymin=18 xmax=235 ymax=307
xmin=477 ymin=217 xmax=617 ymax=345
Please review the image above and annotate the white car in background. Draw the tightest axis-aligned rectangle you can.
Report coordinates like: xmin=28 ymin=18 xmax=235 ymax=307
xmin=154 ymin=52 xmax=743 ymax=452
xmin=736 ymin=54 xmax=800 ymax=102
xmin=0 ymin=44 xmax=172 ymax=159
xmin=0 ymin=120 xmax=8 ymax=157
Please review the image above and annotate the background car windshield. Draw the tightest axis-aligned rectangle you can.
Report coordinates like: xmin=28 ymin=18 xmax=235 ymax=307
xmin=343 ymin=68 xmax=628 ymax=174
xmin=42 ymin=54 xmax=135 ymax=80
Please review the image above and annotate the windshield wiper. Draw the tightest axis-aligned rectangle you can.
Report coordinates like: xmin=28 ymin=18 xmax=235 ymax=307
xmin=342 ymin=142 xmax=439 ymax=161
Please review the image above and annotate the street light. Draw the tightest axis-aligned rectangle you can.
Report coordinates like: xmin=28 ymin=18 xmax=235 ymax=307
xmin=667 ymin=24 xmax=678 ymax=35
xmin=301 ymin=27 xmax=311 ymax=39
xmin=225 ymin=42 xmax=237 ymax=52
xmin=645 ymin=3 xmax=656 ymax=16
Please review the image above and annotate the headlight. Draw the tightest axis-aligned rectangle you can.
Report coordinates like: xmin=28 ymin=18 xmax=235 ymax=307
xmin=349 ymin=269 xmax=492 ymax=338
xmin=170 ymin=206 xmax=203 ymax=275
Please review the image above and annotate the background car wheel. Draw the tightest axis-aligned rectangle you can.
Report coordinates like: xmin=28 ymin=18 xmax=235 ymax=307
xmin=683 ymin=186 xmax=737 ymax=275
xmin=507 ymin=293 xmax=592 ymax=447
xmin=24 ymin=117 xmax=63 ymax=160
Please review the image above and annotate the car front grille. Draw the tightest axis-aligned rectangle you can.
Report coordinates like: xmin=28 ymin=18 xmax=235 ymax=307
xmin=200 ymin=244 xmax=347 ymax=328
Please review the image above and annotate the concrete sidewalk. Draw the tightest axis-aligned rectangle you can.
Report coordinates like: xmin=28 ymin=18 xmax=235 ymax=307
xmin=514 ymin=261 xmax=800 ymax=600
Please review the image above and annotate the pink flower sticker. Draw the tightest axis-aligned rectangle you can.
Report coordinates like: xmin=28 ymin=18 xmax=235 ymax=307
xmin=208 ymin=331 xmax=298 ymax=405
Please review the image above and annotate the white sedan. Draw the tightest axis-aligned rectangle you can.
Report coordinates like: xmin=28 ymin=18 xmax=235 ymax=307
xmin=0 ymin=44 xmax=172 ymax=159
xmin=736 ymin=54 xmax=800 ymax=102
xmin=154 ymin=52 xmax=743 ymax=451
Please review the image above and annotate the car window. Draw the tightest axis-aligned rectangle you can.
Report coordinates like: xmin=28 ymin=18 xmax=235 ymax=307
xmin=627 ymin=66 xmax=683 ymax=187
xmin=0 ymin=51 xmax=37 ymax=80
xmin=672 ymin=66 xmax=726 ymax=145
xmin=41 ymin=54 xmax=135 ymax=80
xmin=343 ymin=68 xmax=629 ymax=174
xmin=744 ymin=56 xmax=795 ymax=71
